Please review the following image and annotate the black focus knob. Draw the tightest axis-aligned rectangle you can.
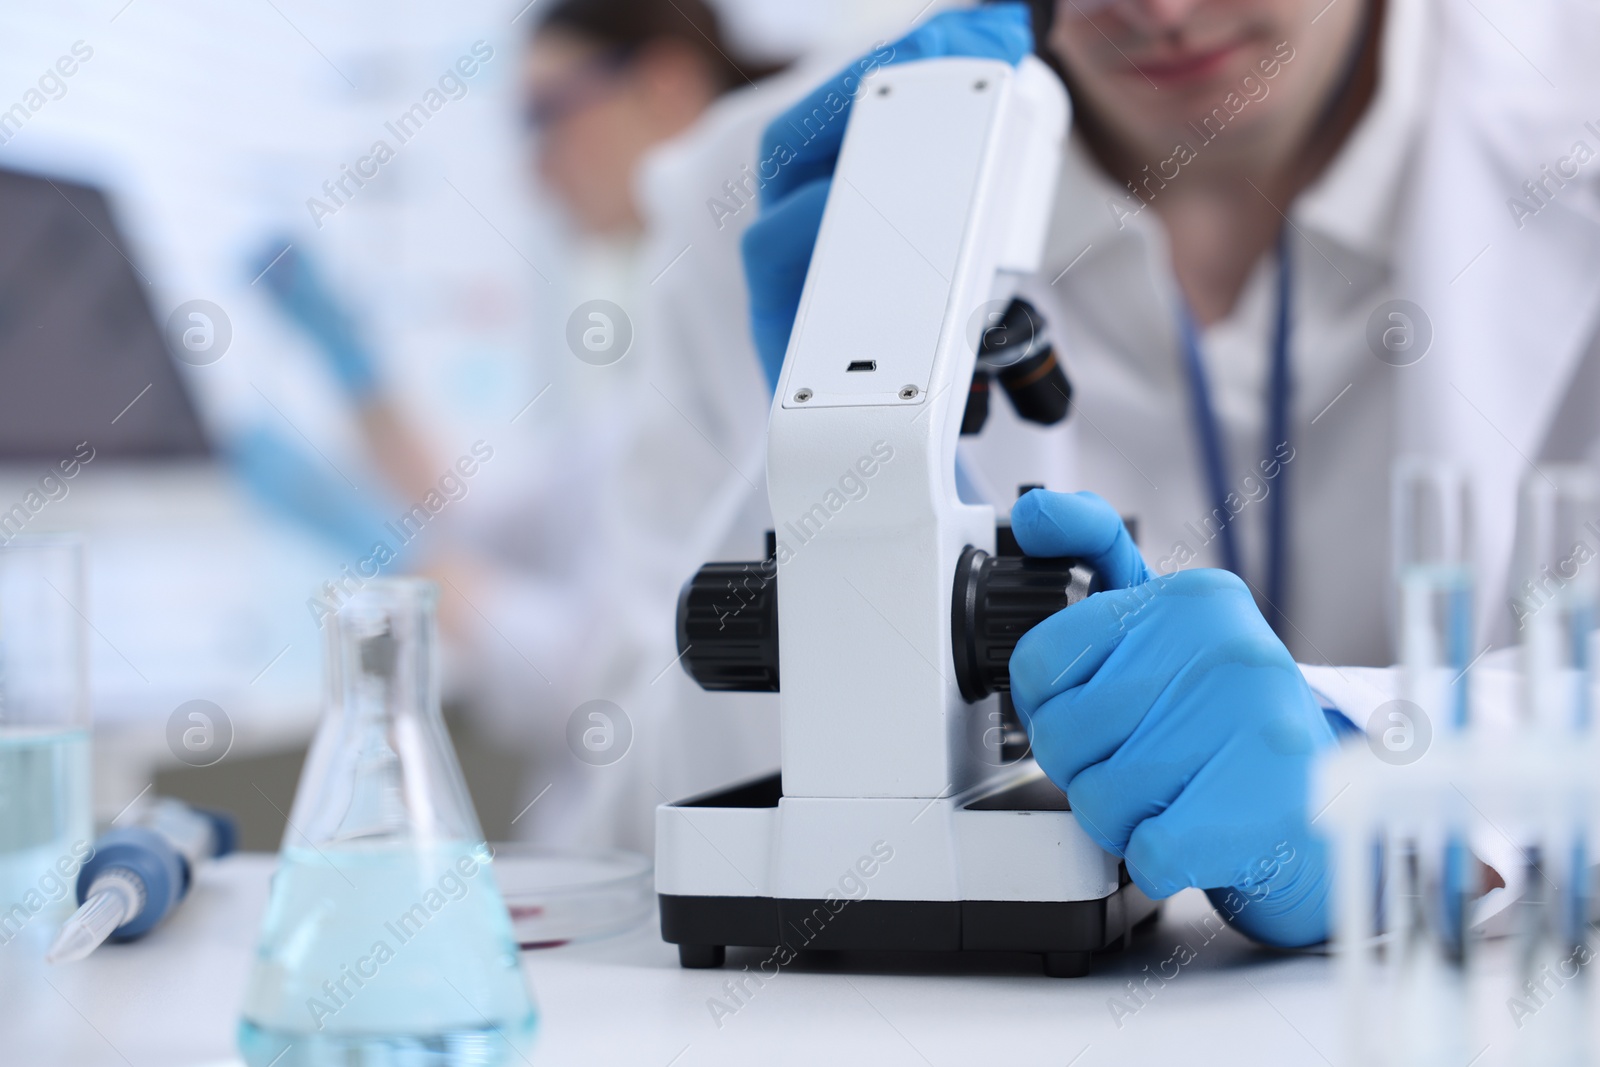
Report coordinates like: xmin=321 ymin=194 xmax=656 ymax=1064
xmin=677 ymin=560 xmax=780 ymax=692
xmin=951 ymin=544 xmax=1096 ymax=702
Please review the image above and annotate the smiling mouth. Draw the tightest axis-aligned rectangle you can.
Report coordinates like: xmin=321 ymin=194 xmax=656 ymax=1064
xmin=1123 ymin=37 xmax=1251 ymax=86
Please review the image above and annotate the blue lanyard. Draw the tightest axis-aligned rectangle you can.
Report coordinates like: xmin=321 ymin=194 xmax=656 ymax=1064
xmin=1176 ymin=230 xmax=1293 ymax=636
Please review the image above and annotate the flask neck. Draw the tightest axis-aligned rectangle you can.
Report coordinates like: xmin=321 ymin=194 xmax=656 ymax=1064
xmin=288 ymin=581 xmax=483 ymax=849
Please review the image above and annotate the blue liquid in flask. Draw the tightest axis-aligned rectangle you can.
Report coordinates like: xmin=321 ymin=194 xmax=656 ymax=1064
xmin=243 ymin=580 xmax=536 ymax=1065
xmin=239 ymin=840 xmax=536 ymax=1066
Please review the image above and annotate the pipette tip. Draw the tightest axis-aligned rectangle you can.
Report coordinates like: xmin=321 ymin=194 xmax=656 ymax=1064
xmin=44 ymin=920 xmax=103 ymax=964
xmin=44 ymin=884 xmax=136 ymax=964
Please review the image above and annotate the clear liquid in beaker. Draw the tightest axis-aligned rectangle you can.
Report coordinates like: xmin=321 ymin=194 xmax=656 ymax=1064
xmin=0 ymin=727 xmax=92 ymax=951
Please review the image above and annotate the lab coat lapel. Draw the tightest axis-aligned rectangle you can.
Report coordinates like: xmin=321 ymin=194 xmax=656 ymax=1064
xmin=1393 ymin=0 xmax=1600 ymax=635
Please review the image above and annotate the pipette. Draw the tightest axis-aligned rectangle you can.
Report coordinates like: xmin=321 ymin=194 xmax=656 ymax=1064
xmin=46 ymin=797 xmax=235 ymax=963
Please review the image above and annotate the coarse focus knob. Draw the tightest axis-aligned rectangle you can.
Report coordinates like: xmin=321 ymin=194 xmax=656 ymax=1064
xmin=952 ymin=544 xmax=1097 ymax=702
xmin=677 ymin=560 xmax=780 ymax=692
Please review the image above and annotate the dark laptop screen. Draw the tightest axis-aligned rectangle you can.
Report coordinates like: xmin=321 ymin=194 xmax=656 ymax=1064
xmin=0 ymin=167 xmax=208 ymax=460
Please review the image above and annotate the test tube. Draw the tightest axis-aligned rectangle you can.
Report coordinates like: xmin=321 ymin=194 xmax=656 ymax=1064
xmin=1513 ymin=465 xmax=1598 ymax=1065
xmin=1389 ymin=459 xmax=1476 ymax=1066
xmin=1393 ymin=457 xmax=1475 ymax=733
xmin=1515 ymin=466 xmax=1599 ymax=734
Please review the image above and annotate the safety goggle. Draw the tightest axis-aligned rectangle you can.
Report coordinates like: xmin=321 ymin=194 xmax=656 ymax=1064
xmin=521 ymin=43 xmax=640 ymax=133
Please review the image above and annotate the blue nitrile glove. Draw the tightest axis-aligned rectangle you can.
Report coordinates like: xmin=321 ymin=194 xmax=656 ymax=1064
xmin=1007 ymin=489 xmax=1341 ymax=948
xmin=249 ymin=238 xmax=381 ymax=402
xmin=742 ymin=4 xmax=1035 ymax=390
xmin=227 ymin=424 xmax=411 ymax=565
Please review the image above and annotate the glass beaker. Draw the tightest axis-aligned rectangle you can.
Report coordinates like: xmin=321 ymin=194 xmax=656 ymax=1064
xmin=0 ymin=535 xmax=92 ymax=956
xmin=238 ymin=579 xmax=535 ymax=1066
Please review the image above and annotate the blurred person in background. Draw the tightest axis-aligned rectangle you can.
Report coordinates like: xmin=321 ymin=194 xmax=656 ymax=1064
xmin=457 ymin=0 xmax=795 ymax=850
xmin=249 ymin=0 xmax=794 ymax=852
xmin=526 ymin=0 xmax=779 ymax=239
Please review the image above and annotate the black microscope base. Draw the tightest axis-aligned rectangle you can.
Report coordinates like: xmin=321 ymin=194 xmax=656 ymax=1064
xmin=660 ymin=885 xmax=1157 ymax=978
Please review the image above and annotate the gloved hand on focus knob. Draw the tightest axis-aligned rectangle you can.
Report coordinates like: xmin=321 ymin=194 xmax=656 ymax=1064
xmin=1007 ymin=489 xmax=1342 ymax=948
xmin=742 ymin=3 xmax=1034 ymax=389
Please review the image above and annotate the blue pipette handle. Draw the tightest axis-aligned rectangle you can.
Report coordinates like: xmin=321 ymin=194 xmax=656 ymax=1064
xmin=74 ymin=807 xmax=236 ymax=940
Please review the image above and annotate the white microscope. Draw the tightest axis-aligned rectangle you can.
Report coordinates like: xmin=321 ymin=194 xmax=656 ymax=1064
xmin=657 ymin=52 xmax=1158 ymax=977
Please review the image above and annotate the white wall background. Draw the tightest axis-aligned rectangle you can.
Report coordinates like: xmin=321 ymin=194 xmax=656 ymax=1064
xmin=0 ymin=0 xmax=950 ymax=824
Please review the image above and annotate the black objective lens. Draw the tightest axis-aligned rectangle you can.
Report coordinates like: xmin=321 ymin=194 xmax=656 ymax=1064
xmin=960 ymin=370 xmax=991 ymax=435
xmin=978 ymin=298 xmax=1072 ymax=426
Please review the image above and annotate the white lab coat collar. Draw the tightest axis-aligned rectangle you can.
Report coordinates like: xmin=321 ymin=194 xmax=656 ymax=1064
xmin=1294 ymin=0 xmax=1433 ymax=266
xmin=1041 ymin=128 xmax=1144 ymax=275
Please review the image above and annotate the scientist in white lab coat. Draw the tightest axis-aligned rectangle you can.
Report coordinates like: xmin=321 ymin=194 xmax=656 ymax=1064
xmin=443 ymin=0 xmax=789 ymax=848
xmin=633 ymin=0 xmax=1600 ymax=946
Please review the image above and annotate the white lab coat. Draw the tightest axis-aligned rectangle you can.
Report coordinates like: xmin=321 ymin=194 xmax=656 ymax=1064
xmin=517 ymin=0 xmax=1600 ymax=849
xmin=1388 ymin=2 xmax=1600 ymax=647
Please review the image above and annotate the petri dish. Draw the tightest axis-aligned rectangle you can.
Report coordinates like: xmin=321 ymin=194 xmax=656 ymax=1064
xmin=489 ymin=844 xmax=653 ymax=949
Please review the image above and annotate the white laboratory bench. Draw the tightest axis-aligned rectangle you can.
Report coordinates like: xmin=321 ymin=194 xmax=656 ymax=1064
xmin=7 ymin=853 xmax=1363 ymax=1067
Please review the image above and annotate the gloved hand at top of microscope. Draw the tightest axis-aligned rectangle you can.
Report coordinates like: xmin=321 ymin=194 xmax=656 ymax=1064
xmin=1006 ymin=489 xmax=1343 ymax=949
xmin=741 ymin=3 xmax=1035 ymax=389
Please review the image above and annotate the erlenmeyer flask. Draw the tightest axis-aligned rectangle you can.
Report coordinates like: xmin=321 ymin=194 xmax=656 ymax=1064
xmin=238 ymin=580 xmax=536 ymax=1066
